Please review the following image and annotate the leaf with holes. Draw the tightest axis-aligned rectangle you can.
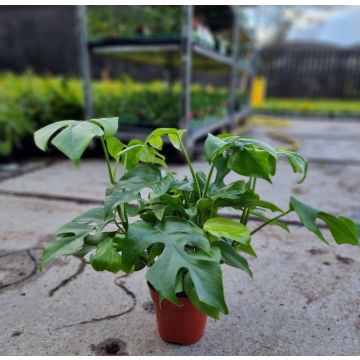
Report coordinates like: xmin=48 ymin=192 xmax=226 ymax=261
xmin=34 ymin=118 xmax=118 ymax=163
xmin=40 ymin=207 xmax=110 ymax=270
xmin=104 ymin=163 xmax=162 ymax=219
xmin=123 ymin=217 xmax=228 ymax=314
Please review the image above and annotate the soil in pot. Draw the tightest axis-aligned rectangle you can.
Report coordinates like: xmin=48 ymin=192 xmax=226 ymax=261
xmin=148 ymin=283 xmax=208 ymax=345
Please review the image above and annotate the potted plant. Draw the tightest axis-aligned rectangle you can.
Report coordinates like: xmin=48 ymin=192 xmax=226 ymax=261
xmin=34 ymin=117 xmax=359 ymax=345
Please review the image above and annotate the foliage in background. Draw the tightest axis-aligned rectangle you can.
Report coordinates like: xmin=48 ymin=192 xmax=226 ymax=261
xmin=254 ymin=98 xmax=360 ymax=117
xmin=0 ymin=72 xmax=233 ymax=156
xmin=87 ymin=6 xmax=181 ymax=38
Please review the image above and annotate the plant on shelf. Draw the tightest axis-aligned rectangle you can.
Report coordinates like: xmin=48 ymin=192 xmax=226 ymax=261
xmin=34 ymin=117 xmax=359 ymax=345
xmin=1 ymin=73 xmax=232 ymax=156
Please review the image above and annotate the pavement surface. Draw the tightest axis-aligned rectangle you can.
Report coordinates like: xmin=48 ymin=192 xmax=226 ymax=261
xmin=1 ymin=117 xmax=360 ymax=355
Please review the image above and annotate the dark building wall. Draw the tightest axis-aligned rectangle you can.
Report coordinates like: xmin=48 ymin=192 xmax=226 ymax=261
xmin=0 ymin=6 xmax=80 ymax=75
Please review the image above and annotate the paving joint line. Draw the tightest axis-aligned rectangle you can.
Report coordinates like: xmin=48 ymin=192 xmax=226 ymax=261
xmin=0 ymin=190 xmax=103 ymax=205
xmin=0 ymin=158 xmax=61 ymax=183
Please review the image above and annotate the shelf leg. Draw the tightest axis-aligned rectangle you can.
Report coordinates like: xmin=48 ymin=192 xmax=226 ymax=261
xmin=180 ymin=5 xmax=193 ymax=150
xmin=77 ymin=5 xmax=93 ymax=119
xmin=229 ymin=6 xmax=240 ymax=129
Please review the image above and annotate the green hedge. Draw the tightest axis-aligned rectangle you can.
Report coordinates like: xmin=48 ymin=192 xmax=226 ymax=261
xmin=0 ymin=72 xmax=232 ymax=156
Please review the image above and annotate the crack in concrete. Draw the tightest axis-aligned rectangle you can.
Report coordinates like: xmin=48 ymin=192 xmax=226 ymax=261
xmin=0 ymin=190 xmax=103 ymax=205
xmin=52 ymin=274 xmax=137 ymax=330
xmin=48 ymin=261 xmax=86 ymax=297
xmin=0 ymin=248 xmax=39 ymax=290
xmin=307 ymin=158 xmax=360 ymax=166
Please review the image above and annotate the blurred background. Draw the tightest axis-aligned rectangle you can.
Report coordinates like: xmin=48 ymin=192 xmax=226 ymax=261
xmin=0 ymin=5 xmax=359 ymax=167
xmin=1 ymin=6 xmax=360 ymax=355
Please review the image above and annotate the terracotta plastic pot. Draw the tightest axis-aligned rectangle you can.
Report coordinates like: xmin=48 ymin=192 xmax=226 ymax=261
xmin=148 ymin=283 xmax=208 ymax=345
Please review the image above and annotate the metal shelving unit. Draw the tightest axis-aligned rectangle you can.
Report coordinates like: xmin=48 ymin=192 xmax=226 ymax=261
xmin=77 ymin=5 xmax=253 ymax=153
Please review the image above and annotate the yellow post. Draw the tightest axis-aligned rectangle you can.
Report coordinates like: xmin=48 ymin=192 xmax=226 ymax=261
xmin=250 ymin=77 xmax=267 ymax=107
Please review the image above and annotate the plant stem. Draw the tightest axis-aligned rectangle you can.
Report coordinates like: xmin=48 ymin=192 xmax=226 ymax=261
xmin=121 ymin=152 xmax=129 ymax=229
xmin=123 ymin=153 xmax=128 ymax=175
xmin=250 ymin=209 xmax=292 ymax=235
xmin=113 ymin=157 xmax=120 ymax=180
xmin=101 ymin=137 xmax=115 ymax=184
xmin=179 ymin=139 xmax=201 ymax=198
xmin=241 ymin=177 xmax=256 ymax=225
xmin=118 ymin=144 xmax=143 ymax=157
xmin=202 ymin=162 xmax=215 ymax=197
xmin=100 ymin=137 xmax=127 ymax=228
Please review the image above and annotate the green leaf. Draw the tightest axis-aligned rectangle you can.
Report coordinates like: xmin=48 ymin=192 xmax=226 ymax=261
xmin=104 ymin=164 xmax=162 ymax=219
xmin=147 ymin=135 xmax=163 ymax=150
xmin=196 ymin=198 xmax=212 ymax=211
xmin=228 ymin=147 xmax=276 ymax=182
xmin=233 ymin=137 xmax=278 ymax=158
xmin=40 ymin=223 xmax=91 ymax=270
xmin=137 ymin=146 xmax=166 ymax=166
xmin=204 ymin=133 xmax=227 ymax=162
xmin=90 ymin=237 xmax=122 ymax=273
xmin=51 ymin=122 xmax=103 ymax=163
xmin=222 ymin=189 xmax=283 ymax=213
xmin=151 ymin=173 xmax=174 ymax=197
xmin=290 ymin=197 xmax=327 ymax=242
xmin=195 ymin=171 xmax=207 ymax=189
xmin=72 ymin=207 xmax=109 ymax=229
xmin=213 ymin=240 xmax=252 ymax=277
xmin=146 ymin=127 xmax=178 ymax=139
xmin=290 ymin=197 xmax=359 ymax=245
xmin=40 ymin=207 xmax=109 ymax=270
xmin=168 ymin=129 xmax=185 ymax=150
xmin=214 ymin=153 xmax=231 ymax=187
xmin=211 ymin=181 xmax=247 ymax=202
xmin=123 ymin=217 xmax=228 ymax=314
xmin=106 ymin=137 xmax=125 ymax=160
xmin=34 ymin=118 xmax=118 ymax=163
xmin=203 ymin=217 xmax=251 ymax=245
xmin=204 ymin=134 xmax=280 ymax=183
xmin=90 ymin=117 xmax=118 ymax=139
xmin=319 ymin=213 xmax=359 ymax=246
xmin=278 ymin=150 xmax=308 ymax=184
xmin=183 ymin=273 xmax=220 ymax=319
xmin=146 ymin=128 xmax=185 ymax=150
xmin=212 ymin=187 xmax=283 ymax=213
xmin=147 ymin=243 xmax=165 ymax=264
xmin=34 ymin=120 xmax=78 ymax=151
xmin=124 ymin=139 xmax=144 ymax=169
xmin=235 ymin=242 xmax=257 ymax=257
xmin=171 ymin=178 xmax=193 ymax=193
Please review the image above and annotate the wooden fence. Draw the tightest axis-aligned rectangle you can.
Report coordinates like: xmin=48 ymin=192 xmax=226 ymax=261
xmin=258 ymin=43 xmax=360 ymax=99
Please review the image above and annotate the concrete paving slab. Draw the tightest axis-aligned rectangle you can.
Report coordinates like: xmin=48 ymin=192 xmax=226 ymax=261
xmin=1 ymin=221 xmax=360 ymax=355
xmin=280 ymin=118 xmax=360 ymax=137
xmin=1 ymin=117 xmax=360 ymax=355
xmin=0 ymin=195 xmax=92 ymax=251
xmin=0 ymin=160 xmax=108 ymax=202
xmin=246 ymin=119 xmax=360 ymax=163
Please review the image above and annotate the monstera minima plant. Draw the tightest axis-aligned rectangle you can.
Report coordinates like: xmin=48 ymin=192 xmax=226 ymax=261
xmin=35 ymin=117 xmax=359 ymax=345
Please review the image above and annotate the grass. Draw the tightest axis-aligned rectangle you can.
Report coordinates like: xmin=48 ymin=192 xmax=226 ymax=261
xmin=254 ymin=98 xmax=360 ymax=117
